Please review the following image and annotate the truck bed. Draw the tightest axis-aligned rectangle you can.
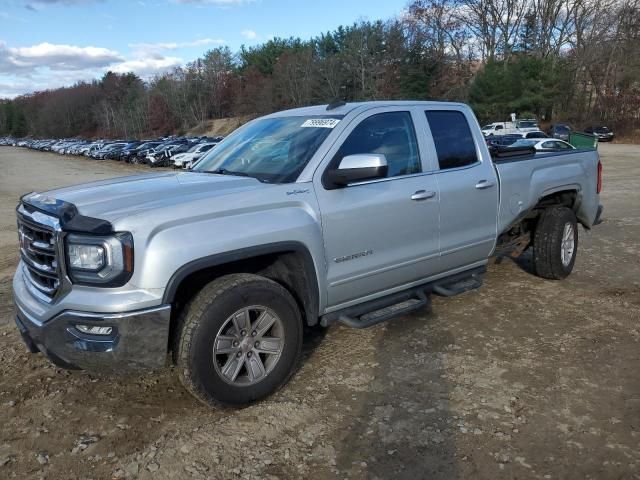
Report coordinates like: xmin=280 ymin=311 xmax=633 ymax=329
xmin=493 ymin=149 xmax=601 ymax=234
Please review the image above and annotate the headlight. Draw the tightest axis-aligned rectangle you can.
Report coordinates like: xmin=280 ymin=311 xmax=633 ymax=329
xmin=65 ymin=233 xmax=134 ymax=286
xmin=68 ymin=243 xmax=105 ymax=271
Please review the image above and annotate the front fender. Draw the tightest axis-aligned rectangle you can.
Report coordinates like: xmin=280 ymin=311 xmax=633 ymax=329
xmin=120 ymin=186 xmax=327 ymax=312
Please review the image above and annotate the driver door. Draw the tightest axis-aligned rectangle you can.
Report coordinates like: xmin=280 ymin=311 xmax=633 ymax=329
xmin=313 ymin=107 xmax=441 ymax=310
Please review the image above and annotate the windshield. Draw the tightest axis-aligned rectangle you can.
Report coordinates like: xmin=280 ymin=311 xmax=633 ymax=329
xmin=482 ymin=125 xmax=493 ymax=130
xmin=194 ymin=115 xmax=343 ymax=183
xmin=527 ymin=131 xmax=547 ymax=138
xmin=595 ymin=127 xmax=610 ymax=133
xmin=510 ymin=139 xmax=538 ymax=148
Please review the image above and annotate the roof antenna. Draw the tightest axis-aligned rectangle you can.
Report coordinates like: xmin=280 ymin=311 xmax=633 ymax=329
xmin=326 ymin=100 xmax=346 ymax=111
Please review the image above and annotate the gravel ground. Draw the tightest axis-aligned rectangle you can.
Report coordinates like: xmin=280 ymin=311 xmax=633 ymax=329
xmin=0 ymin=145 xmax=638 ymax=480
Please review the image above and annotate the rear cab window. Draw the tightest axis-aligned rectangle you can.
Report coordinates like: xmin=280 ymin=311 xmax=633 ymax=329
xmin=425 ymin=110 xmax=478 ymax=170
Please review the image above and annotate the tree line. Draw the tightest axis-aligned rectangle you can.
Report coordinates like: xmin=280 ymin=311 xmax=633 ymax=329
xmin=1 ymin=0 xmax=638 ymax=139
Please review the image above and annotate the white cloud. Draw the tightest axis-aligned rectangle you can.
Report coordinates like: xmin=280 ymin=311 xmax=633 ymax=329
xmin=128 ymin=38 xmax=224 ymax=53
xmin=0 ymin=68 xmax=95 ymax=97
xmin=0 ymin=41 xmax=123 ymax=74
xmin=241 ymin=29 xmax=258 ymax=40
xmin=0 ymin=81 xmax=36 ymax=99
xmin=0 ymin=34 xmax=228 ymax=96
xmin=110 ymin=55 xmax=182 ymax=77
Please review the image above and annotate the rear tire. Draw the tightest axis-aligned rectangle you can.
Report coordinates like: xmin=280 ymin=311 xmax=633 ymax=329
xmin=176 ymin=274 xmax=302 ymax=407
xmin=533 ymin=206 xmax=578 ymax=279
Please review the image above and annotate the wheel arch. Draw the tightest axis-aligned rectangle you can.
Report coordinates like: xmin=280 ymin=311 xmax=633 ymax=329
xmin=496 ymin=189 xmax=581 ymax=257
xmin=536 ymin=188 xmax=579 ymax=208
xmin=535 ymin=186 xmax=593 ymax=229
xmin=163 ymin=242 xmax=321 ymax=327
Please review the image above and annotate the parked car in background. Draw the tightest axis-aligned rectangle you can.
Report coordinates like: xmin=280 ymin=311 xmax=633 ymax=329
xmin=1 ymin=135 xmax=227 ymax=171
xmin=114 ymin=141 xmax=142 ymax=161
xmin=548 ymin=123 xmax=572 ymax=141
xmin=515 ymin=119 xmax=539 ymax=131
xmin=172 ymin=142 xmax=218 ymax=169
xmin=510 ymin=138 xmax=575 ymax=151
xmin=146 ymin=142 xmax=188 ymax=167
xmin=481 ymin=119 xmax=540 ymax=137
xmin=482 ymin=122 xmax=508 ymax=136
xmin=521 ymin=130 xmax=548 ymax=139
xmin=486 ymin=134 xmax=523 ymax=149
xmin=92 ymin=142 xmax=128 ymax=159
xmin=104 ymin=141 xmax=137 ymax=160
xmin=585 ymin=126 xmax=614 ymax=142
xmin=132 ymin=142 xmax=162 ymax=163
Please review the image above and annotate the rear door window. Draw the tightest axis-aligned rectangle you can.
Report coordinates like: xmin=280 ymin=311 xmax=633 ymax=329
xmin=425 ymin=110 xmax=478 ymax=170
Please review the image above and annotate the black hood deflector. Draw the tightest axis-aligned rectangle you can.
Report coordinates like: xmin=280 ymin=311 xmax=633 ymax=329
xmin=20 ymin=192 xmax=114 ymax=235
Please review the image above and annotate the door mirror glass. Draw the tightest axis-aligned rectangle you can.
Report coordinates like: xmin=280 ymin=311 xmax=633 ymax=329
xmin=324 ymin=154 xmax=388 ymax=189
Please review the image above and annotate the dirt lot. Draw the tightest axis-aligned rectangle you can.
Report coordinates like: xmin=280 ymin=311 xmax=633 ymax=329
xmin=0 ymin=145 xmax=638 ymax=480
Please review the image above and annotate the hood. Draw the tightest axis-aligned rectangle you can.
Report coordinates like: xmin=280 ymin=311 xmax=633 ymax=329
xmin=40 ymin=172 xmax=268 ymax=223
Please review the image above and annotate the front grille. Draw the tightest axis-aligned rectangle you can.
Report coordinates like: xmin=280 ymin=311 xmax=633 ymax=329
xmin=17 ymin=211 xmax=61 ymax=300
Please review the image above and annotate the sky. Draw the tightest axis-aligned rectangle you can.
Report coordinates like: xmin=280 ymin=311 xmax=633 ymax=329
xmin=0 ymin=0 xmax=407 ymax=99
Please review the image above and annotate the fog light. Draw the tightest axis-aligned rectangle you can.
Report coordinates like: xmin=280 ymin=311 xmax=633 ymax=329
xmin=76 ymin=325 xmax=113 ymax=335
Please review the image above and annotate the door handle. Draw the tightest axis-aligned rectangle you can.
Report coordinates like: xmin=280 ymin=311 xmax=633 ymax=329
xmin=475 ymin=180 xmax=495 ymax=190
xmin=411 ymin=190 xmax=436 ymax=201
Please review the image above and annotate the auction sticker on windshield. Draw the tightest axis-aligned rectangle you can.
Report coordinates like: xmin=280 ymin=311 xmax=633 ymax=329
xmin=301 ymin=118 xmax=341 ymax=128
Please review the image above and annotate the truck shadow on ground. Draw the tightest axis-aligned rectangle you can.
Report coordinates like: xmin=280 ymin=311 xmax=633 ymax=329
xmin=494 ymin=251 xmax=536 ymax=276
xmin=330 ymin=305 xmax=459 ymax=479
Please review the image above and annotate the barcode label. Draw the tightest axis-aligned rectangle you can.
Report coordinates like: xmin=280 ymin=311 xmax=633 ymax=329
xmin=301 ymin=118 xmax=341 ymax=129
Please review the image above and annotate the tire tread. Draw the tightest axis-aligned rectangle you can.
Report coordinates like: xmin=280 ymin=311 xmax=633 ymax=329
xmin=533 ymin=206 xmax=578 ymax=280
xmin=175 ymin=273 xmax=301 ymax=407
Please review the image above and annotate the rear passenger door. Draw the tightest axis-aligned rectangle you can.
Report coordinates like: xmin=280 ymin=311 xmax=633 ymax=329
xmin=423 ymin=108 xmax=499 ymax=272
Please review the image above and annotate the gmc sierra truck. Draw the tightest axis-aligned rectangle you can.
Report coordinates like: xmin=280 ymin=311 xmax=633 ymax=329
xmin=13 ymin=101 xmax=603 ymax=406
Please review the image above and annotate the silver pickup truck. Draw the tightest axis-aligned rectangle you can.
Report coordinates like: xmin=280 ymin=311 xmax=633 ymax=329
xmin=13 ymin=101 xmax=603 ymax=406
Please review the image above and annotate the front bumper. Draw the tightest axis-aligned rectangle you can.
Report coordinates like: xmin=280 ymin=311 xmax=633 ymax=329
xmin=15 ymin=302 xmax=171 ymax=372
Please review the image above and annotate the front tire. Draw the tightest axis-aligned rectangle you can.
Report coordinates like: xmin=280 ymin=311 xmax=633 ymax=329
xmin=176 ymin=274 xmax=303 ymax=407
xmin=533 ymin=206 xmax=578 ymax=279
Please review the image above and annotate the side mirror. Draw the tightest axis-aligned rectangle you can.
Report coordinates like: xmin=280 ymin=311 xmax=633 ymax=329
xmin=324 ymin=154 xmax=388 ymax=189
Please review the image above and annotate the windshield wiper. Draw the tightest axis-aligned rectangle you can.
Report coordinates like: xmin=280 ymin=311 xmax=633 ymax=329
xmin=209 ymin=168 xmax=250 ymax=177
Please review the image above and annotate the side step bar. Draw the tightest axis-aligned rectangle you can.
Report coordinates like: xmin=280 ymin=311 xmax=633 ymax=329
xmin=335 ymin=292 xmax=429 ymax=329
xmin=319 ymin=266 xmax=486 ymax=329
xmin=320 ymin=287 xmax=430 ymax=329
xmin=432 ymin=268 xmax=484 ymax=297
